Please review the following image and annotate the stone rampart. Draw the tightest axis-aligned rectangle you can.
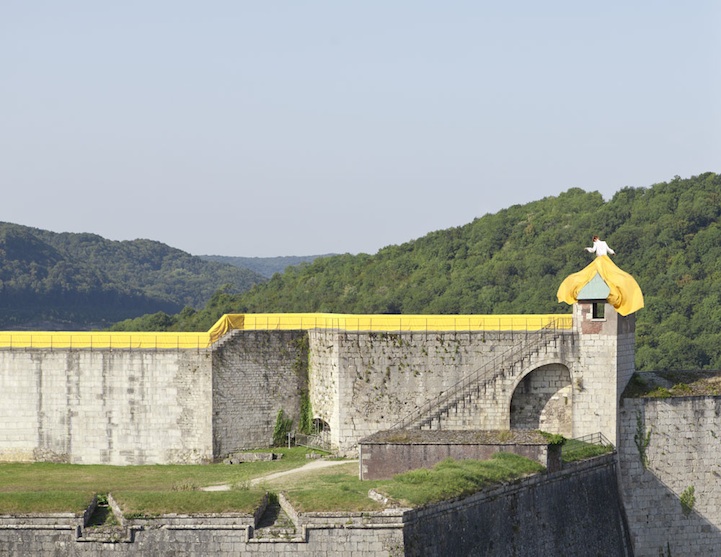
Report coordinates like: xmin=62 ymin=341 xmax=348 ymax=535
xmin=403 ymin=453 xmax=632 ymax=556
xmin=0 ymin=319 xmax=621 ymax=462
xmin=309 ymin=330 xmax=580 ymax=454
xmin=0 ymin=348 xmax=212 ymax=465
xmin=212 ymin=331 xmax=308 ymax=457
xmin=618 ymin=396 xmax=721 ymax=556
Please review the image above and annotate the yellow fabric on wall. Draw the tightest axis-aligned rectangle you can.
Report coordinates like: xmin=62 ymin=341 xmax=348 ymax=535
xmin=556 ymin=255 xmax=644 ymax=316
xmin=0 ymin=313 xmax=574 ymax=349
xmin=207 ymin=314 xmax=245 ymax=344
xmin=0 ymin=332 xmax=210 ymax=350
xmin=207 ymin=313 xmax=572 ymax=344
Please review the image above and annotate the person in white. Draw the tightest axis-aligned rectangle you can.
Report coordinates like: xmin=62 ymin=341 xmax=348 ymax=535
xmin=586 ymin=235 xmax=615 ymax=257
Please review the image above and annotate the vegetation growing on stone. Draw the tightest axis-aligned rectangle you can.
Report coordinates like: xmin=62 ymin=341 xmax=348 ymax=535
xmin=680 ymin=485 xmax=696 ymax=516
xmin=634 ymin=411 xmax=653 ymax=470
xmin=379 ymin=453 xmax=545 ymax=507
xmin=624 ymin=371 xmax=721 ymax=398
xmin=272 ymin=410 xmax=293 ymax=447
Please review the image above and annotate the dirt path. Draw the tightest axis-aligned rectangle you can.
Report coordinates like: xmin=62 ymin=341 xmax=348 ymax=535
xmin=201 ymin=459 xmax=358 ymax=492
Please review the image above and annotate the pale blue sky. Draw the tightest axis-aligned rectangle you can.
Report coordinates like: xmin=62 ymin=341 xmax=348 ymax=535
xmin=1 ymin=1 xmax=719 ymax=256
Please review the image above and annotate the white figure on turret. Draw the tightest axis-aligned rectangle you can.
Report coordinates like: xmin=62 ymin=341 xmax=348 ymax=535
xmin=585 ymin=235 xmax=615 ymax=257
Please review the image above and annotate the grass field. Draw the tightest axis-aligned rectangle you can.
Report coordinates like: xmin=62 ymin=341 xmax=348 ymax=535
xmin=0 ymin=450 xmax=547 ymax=516
xmin=251 ymin=453 xmax=544 ymax=512
xmin=0 ymin=448 xmax=314 ymax=515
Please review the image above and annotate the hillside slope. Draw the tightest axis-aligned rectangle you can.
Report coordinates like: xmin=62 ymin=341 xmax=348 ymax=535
xmin=0 ymin=223 xmax=266 ymax=329
xmin=117 ymin=172 xmax=721 ymax=371
xmin=199 ymin=254 xmax=334 ymax=278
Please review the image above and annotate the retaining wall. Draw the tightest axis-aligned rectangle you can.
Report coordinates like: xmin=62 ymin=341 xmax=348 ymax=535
xmin=618 ymin=396 xmax=721 ymax=556
xmin=403 ymin=453 xmax=632 ymax=556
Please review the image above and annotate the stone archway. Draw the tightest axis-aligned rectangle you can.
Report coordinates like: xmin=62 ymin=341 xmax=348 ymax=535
xmin=510 ymin=364 xmax=572 ymax=437
xmin=312 ymin=418 xmax=330 ymax=434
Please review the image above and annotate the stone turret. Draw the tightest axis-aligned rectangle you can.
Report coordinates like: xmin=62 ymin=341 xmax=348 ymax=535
xmin=570 ymin=274 xmax=636 ymax=445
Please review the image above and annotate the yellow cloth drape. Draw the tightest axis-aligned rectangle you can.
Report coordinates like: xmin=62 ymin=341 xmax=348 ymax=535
xmin=208 ymin=314 xmax=246 ymax=344
xmin=556 ymin=255 xmax=644 ymax=316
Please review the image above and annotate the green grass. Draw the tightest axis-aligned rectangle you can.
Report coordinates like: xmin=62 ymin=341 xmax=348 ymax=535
xmin=561 ymin=439 xmax=614 ymax=463
xmin=267 ymin=454 xmax=545 ymax=511
xmin=263 ymin=462 xmax=387 ymax=512
xmin=0 ymin=492 xmax=95 ymax=514
xmin=0 ymin=448 xmax=315 ymax=515
xmin=624 ymin=371 xmax=721 ymax=398
xmin=380 ymin=453 xmax=544 ymax=507
xmin=0 ymin=450 xmax=548 ymax=515
xmin=115 ymin=491 xmax=267 ymax=518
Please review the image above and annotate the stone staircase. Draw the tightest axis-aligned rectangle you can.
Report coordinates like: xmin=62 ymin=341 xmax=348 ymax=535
xmin=252 ymin=495 xmax=301 ymax=542
xmin=393 ymin=322 xmax=569 ymax=431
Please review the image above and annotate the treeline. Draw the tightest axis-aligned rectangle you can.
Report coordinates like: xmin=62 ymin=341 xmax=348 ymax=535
xmin=0 ymin=224 xmax=266 ymax=329
xmin=199 ymin=254 xmax=334 ymax=278
xmin=113 ymin=172 xmax=721 ymax=371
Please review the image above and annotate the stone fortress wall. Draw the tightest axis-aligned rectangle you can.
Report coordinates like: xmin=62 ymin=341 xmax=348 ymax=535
xmin=618 ymin=397 xmax=721 ymax=556
xmin=0 ymin=348 xmax=213 ymax=465
xmin=0 ymin=307 xmax=624 ymax=463
xmin=1 ymin=306 xmax=720 ymax=554
xmin=308 ymin=329 xmax=580 ymax=455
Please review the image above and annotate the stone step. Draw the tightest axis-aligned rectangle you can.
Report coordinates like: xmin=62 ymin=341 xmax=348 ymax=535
xmin=255 ymin=498 xmax=297 ymax=537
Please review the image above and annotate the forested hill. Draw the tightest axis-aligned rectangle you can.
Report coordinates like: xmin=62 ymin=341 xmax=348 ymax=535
xmin=199 ymin=254 xmax=334 ymax=278
xmin=0 ymin=223 xmax=266 ymax=329
xmin=114 ymin=172 xmax=721 ymax=371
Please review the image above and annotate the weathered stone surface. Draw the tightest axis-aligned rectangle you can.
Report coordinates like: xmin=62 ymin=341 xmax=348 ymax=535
xmin=359 ymin=429 xmax=558 ymax=479
xmin=0 ymin=349 xmax=213 ymax=465
xmin=619 ymin=397 xmax=721 ymax=556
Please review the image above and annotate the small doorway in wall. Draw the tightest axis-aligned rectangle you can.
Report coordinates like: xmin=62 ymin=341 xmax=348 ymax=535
xmin=312 ymin=418 xmax=330 ymax=434
xmin=297 ymin=418 xmax=331 ymax=452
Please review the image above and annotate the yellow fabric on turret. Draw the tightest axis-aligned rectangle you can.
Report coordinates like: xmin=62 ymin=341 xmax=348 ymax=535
xmin=556 ymin=255 xmax=644 ymax=316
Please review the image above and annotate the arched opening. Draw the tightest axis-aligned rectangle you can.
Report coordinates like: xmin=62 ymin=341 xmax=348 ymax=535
xmin=312 ymin=418 xmax=330 ymax=434
xmin=510 ymin=364 xmax=572 ymax=437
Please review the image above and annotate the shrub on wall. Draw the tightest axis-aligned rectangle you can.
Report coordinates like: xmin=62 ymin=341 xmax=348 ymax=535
xmin=273 ymin=409 xmax=293 ymax=447
xmin=634 ymin=411 xmax=652 ymax=469
xmin=680 ymin=485 xmax=695 ymax=516
xmin=299 ymin=393 xmax=313 ymax=435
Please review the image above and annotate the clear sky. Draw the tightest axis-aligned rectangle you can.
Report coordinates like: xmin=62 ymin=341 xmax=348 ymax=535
xmin=2 ymin=2 xmax=719 ymax=257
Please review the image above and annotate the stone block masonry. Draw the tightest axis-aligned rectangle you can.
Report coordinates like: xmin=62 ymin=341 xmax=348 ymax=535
xmin=309 ymin=329 xmax=583 ymax=455
xmin=618 ymin=396 xmax=721 ymax=556
xmin=0 ymin=307 xmax=625 ymax=463
xmin=0 ymin=348 xmax=213 ymax=465
xmin=212 ymin=331 xmax=308 ymax=457
xmin=402 ymin=453 xmax=632 ymax=556
xmin=572 ymin=302 xmax=635 ymax=442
